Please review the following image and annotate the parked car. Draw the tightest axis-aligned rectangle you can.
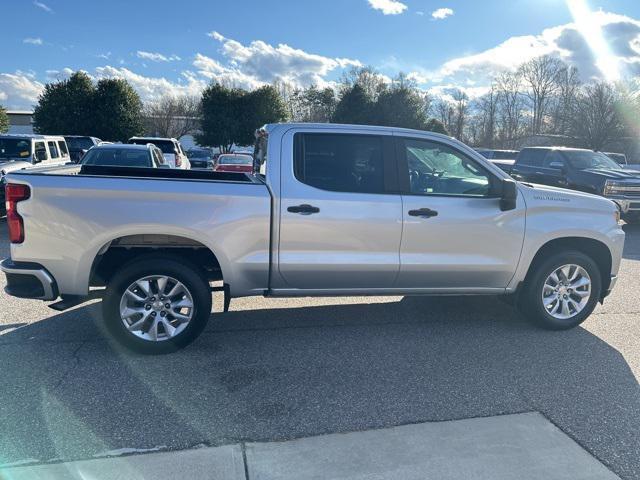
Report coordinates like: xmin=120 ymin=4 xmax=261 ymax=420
xmin=510 ymin=147 xmax=640 ymax=223
xmin=475 ymin=149 xmax=519 ymax=174
xmin=128 ymin=137 xmax=190 ymax=169
xmin=214 ymin=153 xmax=254 ymax=173
xmin=1 ymin=124 xmax=624 ymax=353
xmin=80 ymin=144 xmax=166 ymax=168
xmin=0 ymin=134 xmax=71 ymax=215
xmin=603 ymin=151 xmax=640 ymax=172
xmin=186 ymin=148 xmax=215 ymax=170
xmin=63 ymin=136 xmax=102 ymax=162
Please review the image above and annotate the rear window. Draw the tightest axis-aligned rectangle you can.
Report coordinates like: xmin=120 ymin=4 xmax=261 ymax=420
xmin=516 ymin=149 xmax=548 ymax=167
xmin=81 ymin=148 xmax=152 ymax=167
xmin=0 ymin=138 xmax=31 ymax=159
xmin=218 ymin=154 xmax=253 ymax=165
xmin=130 ymin=139 xmax=175 ymax=154
xmin=65 ymin=137 xmax=95 ymax=150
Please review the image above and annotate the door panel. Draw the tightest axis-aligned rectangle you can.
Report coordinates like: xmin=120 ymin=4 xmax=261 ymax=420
xmin=396 ymin=136 xmax=525 ymax=289
xmin=277 ymin=132 xmax=402 ymax=289
xmin=399 ymin=195 xmax=525 ymax=288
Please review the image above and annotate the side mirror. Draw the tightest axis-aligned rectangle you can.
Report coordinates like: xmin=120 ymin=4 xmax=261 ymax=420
xmin=500 ymin=178 xmax=518 ymax=211
xmin=549 ymin=161 xmax=565 ymax=171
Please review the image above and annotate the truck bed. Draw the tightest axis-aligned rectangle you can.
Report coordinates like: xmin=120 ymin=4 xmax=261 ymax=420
xmin=6 ymin=166 xmax=272 ymax=297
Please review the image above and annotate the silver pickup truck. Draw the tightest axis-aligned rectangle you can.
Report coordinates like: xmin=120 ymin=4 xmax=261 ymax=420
xmin=1 ymin=124 xmax=625 ymax=353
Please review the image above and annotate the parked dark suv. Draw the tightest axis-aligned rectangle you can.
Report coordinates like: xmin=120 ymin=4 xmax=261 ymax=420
xmin=511 ymin=147 xmax=640 ymax=223
xmin=64 ymin=136 xmax=102 ymax=162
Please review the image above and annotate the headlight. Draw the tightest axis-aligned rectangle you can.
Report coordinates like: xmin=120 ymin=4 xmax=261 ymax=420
xmin=603 ymin=180 xmax=624 ymax=196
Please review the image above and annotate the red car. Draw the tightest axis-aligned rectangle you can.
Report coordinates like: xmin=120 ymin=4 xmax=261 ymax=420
xmin=214 ymin=153 xmax=254 ymax=173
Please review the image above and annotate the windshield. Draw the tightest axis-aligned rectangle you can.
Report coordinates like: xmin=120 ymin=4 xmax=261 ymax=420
xmin=0 ymin=138 xmax=32 ymax=160
xmin=130 ymin=139 xmax=175 ymax=154
xmin=65 ymin=137 xmax=95 ymax=150
xmin=81 ymin=148 xmax=152 ymax=167
xmin=218 ymin=154 xmax=253 ymax=165
xmin=564 ymin=151 xmax=621 ymax=170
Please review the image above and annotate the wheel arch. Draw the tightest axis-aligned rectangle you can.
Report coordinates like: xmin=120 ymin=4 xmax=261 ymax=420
xmin=89 ymin=233 xmax=227 ymax=288
xmin=525 ymin=236 xmax=612 ymax=294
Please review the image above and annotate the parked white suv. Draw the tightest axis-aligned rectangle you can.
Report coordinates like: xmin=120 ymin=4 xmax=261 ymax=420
xmin=1 ymin=134 xmax=71 ymax=214
xmin=128 ymin=137 xmax=190 ymax=169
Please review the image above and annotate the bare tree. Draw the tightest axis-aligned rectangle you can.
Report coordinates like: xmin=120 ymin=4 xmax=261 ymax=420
xmin=474 ymin=83 xmax=499 ymax=147
xmin=551 ymin=65 xmax=581 ymax=135
xmin=496 ymin=71 xmax=525 ymax=148
xmin=570 ymin=82 xmax=623 ymax=150
xmin=144 ymin=95 xmax=201 ymax=138
xmin=451 ymin=89 xmax=469 ymax=140
xmin=435 ymin=98 xmax=455 ymax=135
xmin=519 ymin=55 xmax=564 ymax=134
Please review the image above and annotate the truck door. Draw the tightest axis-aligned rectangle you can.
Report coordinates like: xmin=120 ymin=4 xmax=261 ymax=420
xmin=395 ymin=136 xmax=525 ymax=290
xmin=277 ymin=130 xmax=403 ymax=290
xmin=510 ymin=149 xmax=548 ymax=184
xmin=539 ymin=150 xmax=569 ymax=188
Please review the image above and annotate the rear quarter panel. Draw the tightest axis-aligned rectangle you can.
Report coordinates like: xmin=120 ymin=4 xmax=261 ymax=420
xmin=8 ymin=173 xmax=271 ymax=297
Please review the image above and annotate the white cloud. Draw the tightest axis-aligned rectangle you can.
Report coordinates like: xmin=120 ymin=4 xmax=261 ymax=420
xmin=431 ymin=8 xmax=454 ymax=20
xmin=33 ymin=1 xmax=52 ymax=13
xmin=23 ymin=37 xmax=43 ymax=45
xmin=433 ymin=11 xmax=640 ymax=84
xmin=206 ymin=31 xmax=362 ymax=88
xmin=0 ymin=72 xmax=44 ymax=109
xmin=97 ymin=52 xmax=112 ymax=60
xmin=94 ymin=66 xmax=205 ymax=101
xmin=136 ymin=51 xmax=181 ymax=62
xmin=367 ymin=0 xmax=407 ymax=15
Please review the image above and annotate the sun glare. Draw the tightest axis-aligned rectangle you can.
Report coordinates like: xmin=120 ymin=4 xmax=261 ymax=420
xmin=566 ymin=0 xmax=620 ymax=81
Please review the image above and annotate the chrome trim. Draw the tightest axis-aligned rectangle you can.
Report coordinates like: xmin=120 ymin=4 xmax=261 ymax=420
xmin=0 ymin=259 xmax=57 ymax=300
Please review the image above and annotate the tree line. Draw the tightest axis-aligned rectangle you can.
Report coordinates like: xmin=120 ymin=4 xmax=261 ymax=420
xmin=432 ymin=55 xmax=640 ymax=151
xmin=27 ymin=57 xmax=640 ymax=153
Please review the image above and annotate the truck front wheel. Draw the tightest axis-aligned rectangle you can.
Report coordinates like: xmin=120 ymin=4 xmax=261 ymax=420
xmin=102 ymin=256 xmax=212 ymax=354
xmin=520 ymin=251 xmax=601 ymax=330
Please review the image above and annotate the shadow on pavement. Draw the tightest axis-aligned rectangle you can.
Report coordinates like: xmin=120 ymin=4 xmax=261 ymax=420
xmin=1 ymin=295 xmax=638 ymax=478
xmin=622 ymin=222 xmax=640 ymax=258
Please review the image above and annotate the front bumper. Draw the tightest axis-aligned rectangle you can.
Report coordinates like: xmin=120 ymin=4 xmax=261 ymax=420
xmin=607 ymin=196 xmax=640 ymax=213
xmin=0 ymin=258 xmax=58 ymax=300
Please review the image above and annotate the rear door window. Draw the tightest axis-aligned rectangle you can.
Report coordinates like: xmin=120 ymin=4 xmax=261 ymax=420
xmin=58 ymin=141 xmax=69 ymax=158
xmin=293 ymin=133 xmax=386 ymax=194
xmin=516 ymin=149 xmax=547 ymax=167
xmin=47 ymin=141 xmax=59 ymax=160
xmin=34 ymin=142 xmax=47 ymax=162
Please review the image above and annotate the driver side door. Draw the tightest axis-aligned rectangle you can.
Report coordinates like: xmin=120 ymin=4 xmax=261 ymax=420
xmin=395 ymin=136 xmax=526 ymax=291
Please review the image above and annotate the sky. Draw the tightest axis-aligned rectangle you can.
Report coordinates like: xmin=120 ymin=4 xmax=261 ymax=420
xmin=1 ymin=0 xmax=640 ymax=110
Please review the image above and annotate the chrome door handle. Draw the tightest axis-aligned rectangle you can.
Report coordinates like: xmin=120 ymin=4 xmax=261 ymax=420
xmin=408 ymin=208 xmax=438 ymax=218
xmin=287 ymin=204 xmax=320 ymax=215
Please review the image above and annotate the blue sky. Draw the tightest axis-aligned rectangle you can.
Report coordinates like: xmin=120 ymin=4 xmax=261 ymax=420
xmin=1 ymin=0 xmax=640 ymax=109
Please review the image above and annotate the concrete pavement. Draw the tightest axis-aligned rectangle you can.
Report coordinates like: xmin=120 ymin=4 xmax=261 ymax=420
xmin=1 ymin=413 xmax=618 ymax=480
xmin=1 ymin=221 xmax=639 ymax=478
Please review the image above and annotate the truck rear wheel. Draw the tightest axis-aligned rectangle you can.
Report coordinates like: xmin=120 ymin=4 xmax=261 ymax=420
xmin=519 ymin=251 xmax=601 ymax=330
xmin=102 ymin=256 xmax=212 ymax=354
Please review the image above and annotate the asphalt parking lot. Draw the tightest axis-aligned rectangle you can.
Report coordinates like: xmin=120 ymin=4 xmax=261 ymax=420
xmin=1 ymin=220 xmax=639 ymax=478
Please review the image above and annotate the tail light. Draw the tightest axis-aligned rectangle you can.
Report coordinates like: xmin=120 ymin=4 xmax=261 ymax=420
xmin=175 ymin=154 xmax=182 ymax=167
xmin=6 ymin=183 xmax=30 ymax=244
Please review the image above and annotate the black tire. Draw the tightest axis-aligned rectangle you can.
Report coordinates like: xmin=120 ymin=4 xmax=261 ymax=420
xmin=102 ymin=255 xmax=212 ymax=354
xmin=519 ymin=251 xmax=601 ymax=330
